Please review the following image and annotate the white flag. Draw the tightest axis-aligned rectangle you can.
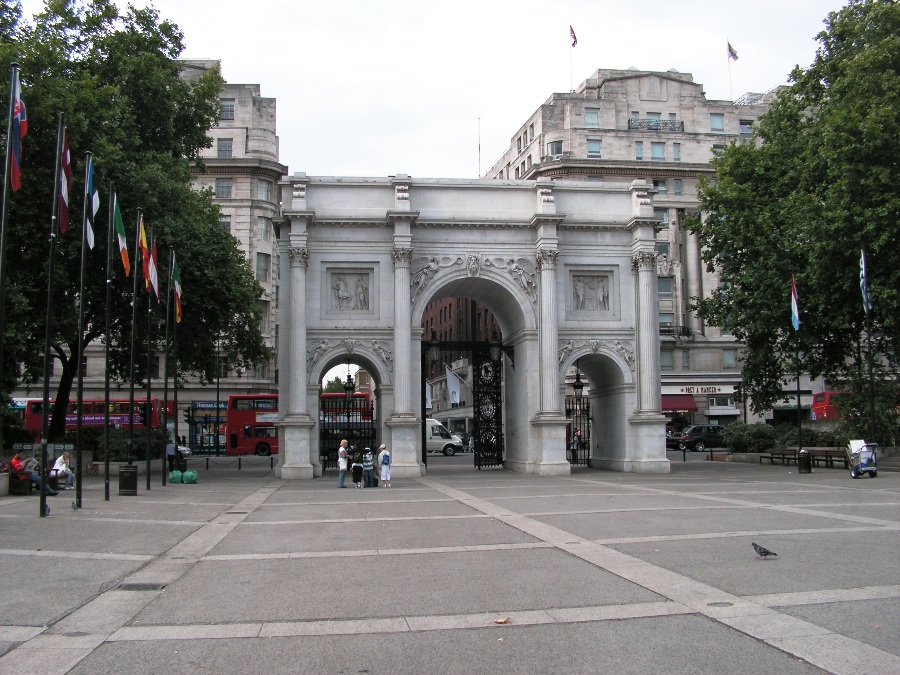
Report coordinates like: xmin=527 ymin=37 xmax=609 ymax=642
xmin=445 ymin=365 xmax=460 ymax=405
xmin=425 ymin=382 xmax=433 ymax=409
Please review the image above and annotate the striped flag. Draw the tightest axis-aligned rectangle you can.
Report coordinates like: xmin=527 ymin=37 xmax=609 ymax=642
xmin=790 ymin=276 xmax=800 ymax=331
xmin=85 ymin=156 xmax=99 ymax=249
xmin=113 ymin=195 xmax=130 ymax=276
xmin=148 ymin=238 xmax=160 ymax=300
xmin=58 ymin=128 xmax=73 ymax=234
xmin=727 ymin=41 xmax=739 ymax=61
xmin=860 ymin=249 xmax=873 ymax=314
xmin=172 ymin=254 xmax=183 ymax=323
xmin=569 ymin=25 xmax=577 ymax=47
xmin=10 ymin=69 xmax=27 ymax=191
xmin=139 ymin=216 xmax=150 ymax=290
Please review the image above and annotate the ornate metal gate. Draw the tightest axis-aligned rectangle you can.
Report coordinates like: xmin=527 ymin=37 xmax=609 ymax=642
xmin=565 ymin=395 xmax=591 ymax=465
xmin=319 ymin=394 xmax=376 ymax=469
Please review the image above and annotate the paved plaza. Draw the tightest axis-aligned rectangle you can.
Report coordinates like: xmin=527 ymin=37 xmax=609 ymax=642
xmin=0 ymin=454 xmax=898 ymax=674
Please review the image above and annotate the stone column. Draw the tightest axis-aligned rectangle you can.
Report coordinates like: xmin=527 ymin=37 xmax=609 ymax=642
xmin=685 ymin=229 xmax=703 ymax=335
xmin=288 ymin=247 xmax=310 ymax=415
xmin=633 ymin=251 xmax=661 ymax=412
xmin=391 ymin=247 xmax=413 ymax=414
xmin=536 ymin=248 xmax=561 ymax=413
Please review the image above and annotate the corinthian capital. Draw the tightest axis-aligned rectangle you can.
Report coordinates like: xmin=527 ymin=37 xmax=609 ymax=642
xmin=288 ymin=247 xmax=310 ymax=268
xmin=391 ymin=248 xmax=413 ymax=268
xmin=536 ymin=249 xmax=559 ymax=271
xmin=631 ymin=251 xmax=657 ymax=271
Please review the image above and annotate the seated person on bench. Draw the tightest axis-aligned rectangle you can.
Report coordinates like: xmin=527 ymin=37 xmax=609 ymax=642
xmin=10 ymin=450 xmax=59 ymax=496
xmin=53 ymin=452 xmax=75 ymax=490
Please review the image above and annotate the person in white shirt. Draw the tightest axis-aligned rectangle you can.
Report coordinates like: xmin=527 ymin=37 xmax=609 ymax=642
xmin=377 ymin=444 xmax=391 ymax=487
xmin=53 ymin=452 xmax=74 ymax=489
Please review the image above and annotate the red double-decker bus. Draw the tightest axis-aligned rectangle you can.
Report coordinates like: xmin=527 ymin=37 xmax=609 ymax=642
xmin=20 ymin=398 xmax=171 ymax=441
xmin=811 ymin=391 xmax=849 ymax=420
xmin=225 ymin=394 xmax=279 ymax=456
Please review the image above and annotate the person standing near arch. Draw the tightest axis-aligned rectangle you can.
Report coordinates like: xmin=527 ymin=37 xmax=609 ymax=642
xmin=377 ymin=444 xmax=391 ymax=487
xmin=337 ymin=439 xmax=349 ymax=488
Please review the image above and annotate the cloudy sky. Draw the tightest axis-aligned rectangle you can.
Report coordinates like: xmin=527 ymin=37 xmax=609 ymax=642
xmin=20 ymin=0 xmax=847 ymax=179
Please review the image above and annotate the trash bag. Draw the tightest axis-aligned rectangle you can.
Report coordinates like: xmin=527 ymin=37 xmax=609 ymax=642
xmin=181 ymin=470 xmax=198 ymax=484
xmin=168 ymin=470 xmax=183 ymax=484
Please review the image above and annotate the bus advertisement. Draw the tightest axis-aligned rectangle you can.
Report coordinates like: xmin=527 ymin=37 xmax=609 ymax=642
xmin=225 ymin=394 xmax=279 ymax=456
xmin=20 ymin=398 xmax=170 ymax=441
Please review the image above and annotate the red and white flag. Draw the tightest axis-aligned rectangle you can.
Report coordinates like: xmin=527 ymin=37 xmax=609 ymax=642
xmin=569 ymin=25 xmax=577 ymax=47
xmin=59 ymin=128 xmax=73 ymax=234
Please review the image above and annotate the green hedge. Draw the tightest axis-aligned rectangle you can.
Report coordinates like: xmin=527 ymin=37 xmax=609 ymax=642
xmin=724 ymin=422 xmax=852 ymax=453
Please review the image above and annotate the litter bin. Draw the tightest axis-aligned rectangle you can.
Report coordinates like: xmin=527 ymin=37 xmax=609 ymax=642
xmin=118 ymin=464 xmax=138 ymax=495
xmin=798 ymin=449 xmax=812 ymax=474
xmin=176 ymin=458 xmax=187 ymax=472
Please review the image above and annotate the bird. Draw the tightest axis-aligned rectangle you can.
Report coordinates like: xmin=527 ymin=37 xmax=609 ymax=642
xmin=71 ymin=501 xmax=77 ymax=511
xmin=752 ymin=542 xmax=777 ymax=559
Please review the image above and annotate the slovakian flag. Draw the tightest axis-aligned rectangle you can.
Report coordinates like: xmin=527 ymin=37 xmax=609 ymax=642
xmin=84 ymin=156 xmax=99 ymax=249
xmin=149 ymin=238 xmax=160 ymax=300
xmin=790 ymin=275 xmax=800 ymax=331
xmin=58 ymin=128 xmax=73 ymax=234
xmin=10 ymin=69 xmax=27 ymax=192
xmin=139 ymin=216 xmax=150 ymax=290
xmin=172 ymin=254 xmax=183 ymax=323
xmin=727 ymin=41 xmax=739 ymax=61
xmin=569 ymin=25 xmax=577 ymax=47
xmin=113 ymin=194 xmax=130 ymax=276
xmin=860 ymin=249 xmax=873 ymax=314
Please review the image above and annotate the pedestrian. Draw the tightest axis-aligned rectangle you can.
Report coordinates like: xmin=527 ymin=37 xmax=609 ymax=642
xmin=10 ymin=450 xmax=58 ymax=496
xmin=52 ymin=452 xmax=75 ymax=489
xmin=351 ymin=451 xmax=363 ymax=487
xmin=337 ymin=439 xmax=349 ymax=488
xmin=362 ymin=447 xmax=375 ymax=487
xmin=377 ymin=444 xmax=391 ymax=487
xmin=166 ymin=439 xmax=177 ymax=472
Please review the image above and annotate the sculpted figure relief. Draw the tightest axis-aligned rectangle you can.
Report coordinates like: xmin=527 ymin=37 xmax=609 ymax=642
xmin=332 ymin=273 xmax=371 ymax=311
xmin=573 ymin=275 xmax=610 ymax=311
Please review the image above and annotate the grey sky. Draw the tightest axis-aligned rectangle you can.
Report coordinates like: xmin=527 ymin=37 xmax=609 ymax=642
xmin=20 ymin=0 xmax=847 ymax=179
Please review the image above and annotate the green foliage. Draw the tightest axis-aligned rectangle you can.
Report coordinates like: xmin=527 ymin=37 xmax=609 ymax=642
xmin=723 ymin=422 xmax=776 ymax=453
xmin=0 ymin=1 xmax=270 ymax=438
xmin=322 ymin=377 xmax=346 ymax=394
xmin=79 ymin=426 xmax=166 ymax=462
xmin=830 ymin=379 xmax=900 ymax=446
xmin=689 ymin=0 xmax=900 ymax=430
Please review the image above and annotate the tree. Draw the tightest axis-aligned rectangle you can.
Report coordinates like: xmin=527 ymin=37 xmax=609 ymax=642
xmin=689 ymin=0 xmax=900 ymax=428
xmin=322 ymin=377 xmax=346 ymax=394
xmin=0 ymin=1 xmax=270 ymax=439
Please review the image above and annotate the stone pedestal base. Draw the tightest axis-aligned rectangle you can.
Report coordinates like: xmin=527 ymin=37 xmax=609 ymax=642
xmin=504 ymin=459 xmax=572 ymax=476
xmin=279 ymin=464 xmax=316 ymax=479
xmin=592 ymin=456 xmax=671 ymax=473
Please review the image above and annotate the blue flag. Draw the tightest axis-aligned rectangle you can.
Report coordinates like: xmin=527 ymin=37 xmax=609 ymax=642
xmin=859 ymin=249 xmax=873 ymax=314
xmin=790 ymin=276 xmax=800 ymax=331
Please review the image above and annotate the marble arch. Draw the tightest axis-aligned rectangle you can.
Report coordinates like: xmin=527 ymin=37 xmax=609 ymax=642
xmin=275 ymin=174 xmax=669 ymax=478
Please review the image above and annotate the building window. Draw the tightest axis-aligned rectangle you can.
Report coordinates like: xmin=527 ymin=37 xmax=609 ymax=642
xmin=218 ymin=215 xmax=231 ymax=233
xmin=255 ymin=361 xmax=270 ymax=380
xmin=647 ymin=112 xmax=661 ymax=130
xmin=659 ymin=312 xmax=675 ymax=326
xmin=217 ymin=138 xmax=233 ymax=159
xmin=517 ymin=136 xmax=522 ymax=153
xmin=587 ymin=139 xmax=602 ymax=159
xmin=256 ymin=253 xmax=270 ymax=282
xmin=653 ymin=179 xmax=667 ymax=195
xmin=673 ymin=179 xmax=683 ymax=196
xmin=257 ymin=181 xmax=270 ymax=201
xmin=514 ymin=166 xmax=520 ymax=179
xmin=654 ymin=208 xmax=669 ymax=225
xmin=723 ymin=349 xmax=738 ymax=369
xmin=256 ymin=217 xmax=270 ymax=241
xmin=81 ymin=356 xmax=88 ymax=378
xmin=548 ymin=140 xmax=563 ymax=157
xmin=220 ymin=98 xmax=235 ymax=121
xmin=712 ymin=144 xmax=726 ymax=158
xmin=630 ymin=110 xmax=639 ymax=123
xmin=258 ymin=300 xmax=269 ymax=334
xmin=709 ymin=396 xmax=734 ymax=408
xmin=651 ymin=142 xmax=665 ymax=161
xmin=710 ymin=113 xmax=725 ymax=132
xmin=658 ymin=277 xmax=674 ymax=298
xmin=673 ymin=143 xmax=681 ymax=162
xmin=529 ymin=123 xmax=534 ymax=139
xmin=660 ymin=350 xmax=674 ymax=371
xmin=656 ymin=241 xmax=670 ymax=256
xmin=215 ymin=178 xmax=232 ymax=199
xmin=739 ymin=119 xmax=754 ymax=136
xmin=585 ymin=108 xmax=599 ymax=128
xmin=635 ymin=141 xmax=643 ymax=161
xmin=682 ymin=349 xmax=691 ymax=369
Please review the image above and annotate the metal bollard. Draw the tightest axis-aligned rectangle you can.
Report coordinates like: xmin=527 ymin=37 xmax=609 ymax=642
xmin=270 ymin=457 xmax=274 ymax=470
xmin=238 ymin=457 xmax=242 ymax=470
xmin=206 ymin=457 xmax=209 ymax=470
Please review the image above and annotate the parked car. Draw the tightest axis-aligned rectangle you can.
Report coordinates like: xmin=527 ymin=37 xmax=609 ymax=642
xmin=665 ymin=428 xmax=685 ymax=449
xmin=177 ymin=445 xmax=192 ymax=457
xmin=677 ymin=425 xmax=725 ymax=452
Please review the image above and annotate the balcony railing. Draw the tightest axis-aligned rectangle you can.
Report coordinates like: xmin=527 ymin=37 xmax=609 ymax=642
xmin=628 ymin=119 xmax=685 ymax=132
xmin=659 ymin=324 xmax=691 ymax=337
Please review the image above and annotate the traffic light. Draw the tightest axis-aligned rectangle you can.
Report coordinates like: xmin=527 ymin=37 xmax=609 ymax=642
xmin=183 ymin=409 xmax=191 ymax=425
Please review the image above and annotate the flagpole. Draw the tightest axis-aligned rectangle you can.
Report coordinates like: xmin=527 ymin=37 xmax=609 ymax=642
xmin=74 ymin=152 xmax=93 ymax=508
xmin=0 ymin=64 xmax=21 ymax=454
xmin=162 ymin=247 xmax=173 ymax=486
xmin=145 ymin=227 xmax=155 ymax=490
xmin=104 ymin=183 xmax=115 ymax=501
xmin=127 ymin=209 xmax=141 ymax=468
xmin=862 ymin=245 xmax=876 ymax=442
xmin=39 ymin=114 xmax=65 ymax=518
xmin=727 ymin=38 xmax=733 ymax=101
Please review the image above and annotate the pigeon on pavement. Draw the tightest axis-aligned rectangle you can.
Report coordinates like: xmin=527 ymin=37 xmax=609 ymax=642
xmin=752 ymin=542 xmax=777 ymax=559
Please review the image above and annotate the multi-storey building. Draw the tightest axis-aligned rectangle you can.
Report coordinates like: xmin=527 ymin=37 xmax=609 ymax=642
xmin=485 ymin=67 xmax=778 ymax=430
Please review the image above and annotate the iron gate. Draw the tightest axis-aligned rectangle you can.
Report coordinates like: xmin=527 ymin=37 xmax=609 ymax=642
xmin=565 ymin=395 xmax=591 ymax=465
xmin=319 ymin=395 xmax=376 ymax=469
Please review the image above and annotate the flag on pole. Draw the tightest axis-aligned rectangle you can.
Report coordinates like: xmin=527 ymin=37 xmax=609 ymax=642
xmin=172 ymin=254 xmax=183 ymax=322
xmin=569 ymin=25 xmax=577 ymax=47
xmin=148 ymin=238 xmax=160 ymax=300
xmin=860 ymin=249 xmax=873 ymax=314
xmin=790 ymin=276 xmax=800 ymax=331
xmin=10 ymin=69 xmax=27 ymax=192
xmin=445 ymin=364 xmax=461 ymax=405
xmin=727 ymin=41 xmax=739 ymax=61
xmin=58 ymin=128 xmax=73 ymax=234
xmin=425 ymin=381 xmax=432 ymax=409
xmin=113 ymin=195 xmax=130 ymax=276
xmin=85 ymin=156 xmax=99 ymax=249
xmin=139 ymin=216 xmax=150 ymax=290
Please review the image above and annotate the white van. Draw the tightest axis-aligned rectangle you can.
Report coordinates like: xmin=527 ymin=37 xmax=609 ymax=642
xmin=425 ymin=419 xmax=464 ymax=456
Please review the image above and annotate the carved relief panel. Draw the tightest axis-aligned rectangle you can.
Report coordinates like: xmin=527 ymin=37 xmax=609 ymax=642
xmin=323 ymin=267 xmax=375 ymax=317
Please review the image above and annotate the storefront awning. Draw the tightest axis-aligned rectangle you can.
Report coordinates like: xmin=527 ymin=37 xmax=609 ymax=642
xmin=661 ymin=394 xmax=698 ymax=413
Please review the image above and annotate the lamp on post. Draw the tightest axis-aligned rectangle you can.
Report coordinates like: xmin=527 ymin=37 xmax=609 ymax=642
xmin=343 ymin=366 xmax=355 ymax=403
xmin=428 ymin=329 xmax=440 ymax=364
xmin=489 ymin=331 xmax=501 ymax=362
xmin=573 ymin=367 xmax=584 ymax=400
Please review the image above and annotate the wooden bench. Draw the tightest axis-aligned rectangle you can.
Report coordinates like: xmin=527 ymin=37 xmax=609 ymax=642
xmin=760 ymin=450 xmax=798 ymax=465
xmin=760 ymin=447 xmax=849 ymax=469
